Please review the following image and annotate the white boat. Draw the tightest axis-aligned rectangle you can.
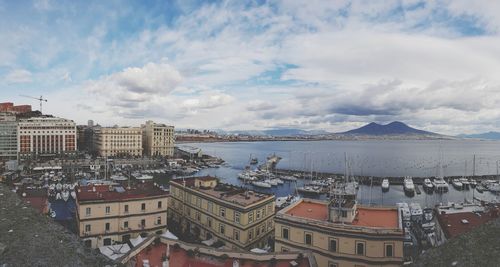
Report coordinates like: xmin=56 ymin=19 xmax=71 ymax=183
xmin=136 ymin=174 xmax=153 ymax=180
xmin=433 ymin=177 xmax=449 ymax=192
xmin=55 ymin=192 xmax=62 ymax=200
xmin=396 ymin=203 xmax=411 ymax=221
xmin=469 ymin=179 xmax=477 ymax=188
xmin=459 ymin=177 xmax=470 ymax=189
xmin=381 ymin=179 xmax=390 ymax=191
xmin=264 ymin=179 xmax=278 ymax=186
xmin=451 ymin=179 xmax=463 ymax=189
xmin=272 ymin=178 xmax=284 ymax=185
xmin=423 ymin=179 xmax=434 ymax=191
xmin=70 ymin=191 xmax=77 ymax=199
xmin=297 ymin=185 xmax=322 ymax=194
xmin=403 ymin=176 xmax=415 ymax=195
xmin=487 ymin=182 xmax=500 ymax=192
xmin=280 ymin=175 xmax=297 ymax=181
xmin=252 ymin=181 xmax=271 ymax=188
xmin=61 ymin=191 xmax=70 ymax=202
xmin=409 ymin=203 xmax=423 ymax=222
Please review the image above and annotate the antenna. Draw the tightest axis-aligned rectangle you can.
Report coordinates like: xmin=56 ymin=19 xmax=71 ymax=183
xmin=20 ymin=95 xmax=48 ymax=113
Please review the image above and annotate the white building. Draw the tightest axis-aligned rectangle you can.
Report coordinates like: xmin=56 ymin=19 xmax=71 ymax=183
xmin=141 ymin=120 xmax=174 ymax=157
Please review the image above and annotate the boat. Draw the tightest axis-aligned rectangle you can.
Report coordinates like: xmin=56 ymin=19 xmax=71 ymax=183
xmin=250 ymin=157 xmax=258 ymax=165
xmin=459 ymin=177 xmax=470 ymax=189
xmin=396 ymin=203 xmax=411 ymax=222
xmin=423 ymin=208 xmax=434 ymax=222
xmin=264 ymin=179 xmax=278 ymax=186
xmin=381 ymin=179 xmax=390 ymax=191
xmin=50 ymin=210 xmax=56 ymax=218
xmin=403 ymin=176 xmax=415 ymax=195
xmin=297 ymin=185 xmax=322 ymax=195
xmin=70 ymin=191 xmax=77 ymax=199
xmin=252 ymin=181 xmax=271 ymax=188
xmin=275 ymin=195 xmax=301 ymax=209
xmin=487 ymin=182 xmax=500 ymax=193
xmin=469 ymin=179 xmax=477 ymax=188
xmin=451 ymin=179 xmax=463 ymax=189
xmin=433 ymin=177 xmax=449 ymax=193
xmin=272 ymin=178 xmax=284 ymax=185
xmin=409 ymin=203 xmax=423 ymax=222
xmin=55 ymin=183 xmax=62 ymax=191
xmin=55 ymin=192 xmax=62 ymax=200
xmin=423 ymin=178 xmax=434 ymax=192
xmin=61 ymin=191 xmax=70 ymax=202
xmin=280 ymin=175 xmax=297 ymax=181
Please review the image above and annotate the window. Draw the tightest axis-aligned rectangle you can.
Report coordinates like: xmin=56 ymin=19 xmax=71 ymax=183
xmin=234 ymin=229 xmax=240 ymax=241
xmin=262 ymin=208 xmax=266 ymax=216
xmin=256 ymin=227 xmax=260 ymax=236
xmin=281 ymin=247 xmax=289 ymax=252
xmin=103 ymin=238 xmax=111 ymax=246
xmin=196 ymin=197 xmax=201 ymax=207
xmin=208 ymin=202 xmax=213 ymax=212
xmin=256 ymin=210 xmax=261 ymax=220
xmin=84 ymin=240 xmax=92 ymax=247
xmin=268 ymin=221 xmax=272 ymax=229
xmin=85 ymin=207 xmax=91 ymax=216
xmin=248 ymin=229 xmax=253 ymax=240
xmin=158 ymin=201 xmax=162 ymax=209
xmin=123 ymin=221 xmax=129 ymax=228
xmin=196 ymin=212 xmax=201 ymax=221
xmin=141 ymin=203 xmax=146 ymax=211
xmin=105 ymin=206 xmax=110 ymax=214
xmin=122 ymin=234 xmax=131 ymax=242
xmin=305 ymin=232 xmax=312 ymax=245
xmin=105 ymin=223 xmax=110 ymax=231
xmin=282 ymin=228 xmax=289 ymax=239
xmin=219 ymin=224 xmax=225 ymax=235
xmin=208 ymin=218 xmax=212 ymax=228
xmin=385 ymin=244 xmax=394 ymax=257
xmin=248 ymin=212 xmax=254 ymax=223
xmin=234 ymin=212 xmax=240 ymax=223
xmin=325 ymin=238 xmax=337 ymax=252
xmin=85 ymin=224 xmax=91 ymax=232
xmin=157 ymin=216 xmax=162 ymax=225
xmin=220 ymin=207 xmax=225 ymax=217
xmin=328 ymin=262 xmax=338 ymax=267
xmin=124 ymin=204 xmax=129 ymax=213
xmin=341 ymin=210 xmax=347 ymax=217
xmin=141 ymin=219 xmax=146 ymax=227
xmin=356 ymin=242 xmax=365 ymax=255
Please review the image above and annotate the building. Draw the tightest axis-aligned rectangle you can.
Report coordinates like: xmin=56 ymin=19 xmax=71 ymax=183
xmin=0 ymin=102 xmax=32 ymax=114
xmin=94 ymin=127 xmax=142 ymax=157
xmin=77 ymin=125 xmax=97 ymax=154
xmin=168 ymin=176 xmax=276 ymax=251
xmin=0 ymin=113 xmax=18 ymax=159
xmin=75 ymin=182 xmax=169 ymax=248
xmin=100 ymin=233 xmax=317 ymax=267
xmin=17 ymin=117 xmax=77 ymax=158
xmin=141 ymin=120 xmax=174 ymax=157
xmin=275 ymin=197 xmax=405 ymax=267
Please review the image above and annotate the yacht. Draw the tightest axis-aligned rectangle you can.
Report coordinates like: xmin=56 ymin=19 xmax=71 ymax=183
xmin=297 ymin=185 xmax=322 ymax=195
xmin=252 ymin=181 xmax=271 ymax=188
xmin=403 ymin=176 xmax=415 ymax=195
xmin=280 ymin=175 xmax=297 ymax=181
xmin=264 ymin=179 xmax=278 ymax=186
xmin=423 ymin=178 xmax=434 ymax=192
xmin=433 ymin=177 xmax=449 ymax=193
xmin=381 ymin=179 xmax=390 ymax=191
xmin=469 ymin=179 xmax=477 ymax=188
xmin=451 ymin=179 xmax=463 ymax=189
xmin=459 ymin=177 xmax=470 ymax=189
xmin=409 ymin=203 xmax=423 ymax=223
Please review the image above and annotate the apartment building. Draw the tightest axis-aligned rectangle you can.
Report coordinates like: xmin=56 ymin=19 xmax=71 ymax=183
xmin=168 ymin=176 xmax=276 ymax=250
xmin=94 ymin=127 xmax=142 ymax=157
xmin=275 ymin=198 xmax=405 ymax=267
xmin=141 ymin=120 xmax=174 ymax=157
xmin=76 ymin=182 xmax=169 ymax=248
xmin=0 ymin=113 xmax=18 ymax=159
xmin=17 ymin=117 xmax=77 ymax=157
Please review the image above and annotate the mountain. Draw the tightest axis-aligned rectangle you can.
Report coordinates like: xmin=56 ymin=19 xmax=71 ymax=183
xmin=458 ymin=132 xmax=500 ymax=140
xmin=340 ymin=121 xmax=438 ymax=136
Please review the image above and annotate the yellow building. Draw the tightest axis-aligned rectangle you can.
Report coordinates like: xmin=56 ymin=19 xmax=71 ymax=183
xmin=94 ymin=126 xmax=142 ymax=157
xmin=168 ymin=176 xmax=275 ymax=251
xmin=275 ymin=198 xmax=405 ymax=267
xmin=141 ymin=120 xmax=174 ymax=157
xmin=76 ymin=182 xmax=169 ymax=248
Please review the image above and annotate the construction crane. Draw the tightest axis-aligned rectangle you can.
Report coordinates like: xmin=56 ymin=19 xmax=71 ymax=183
xmin=20 ymin=95 xmax=48 ymax=113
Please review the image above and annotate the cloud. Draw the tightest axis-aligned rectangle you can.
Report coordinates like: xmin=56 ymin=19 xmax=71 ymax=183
xmin=4 ymin=69 xmax=32 ymax=84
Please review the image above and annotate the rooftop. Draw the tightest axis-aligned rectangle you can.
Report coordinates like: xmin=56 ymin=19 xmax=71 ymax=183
xmin=76 ymin=182 xmax=168 ymax=202
xmin=283 ymin=199 xmax=400 ymax=229
xmin=437 ymin=206 xmax=499 ymax=239
xmin=172 ymin=176 xmax=274 ymax=207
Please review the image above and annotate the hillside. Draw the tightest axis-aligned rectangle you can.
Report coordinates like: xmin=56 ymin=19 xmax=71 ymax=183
xmin=459 ymin=131 xmax=500 ymax=140
xmin=340 ymin=121 xmax=438 ymax=136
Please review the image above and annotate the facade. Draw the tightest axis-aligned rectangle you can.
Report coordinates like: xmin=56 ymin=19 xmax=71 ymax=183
xmin=168 ymin=176 xmax=276 ymax=250
xmin=77 ymin=125 xmax=97 ymax=154
xmin=76 ymin=182 xmax=169 ymax=248
xmin=275 ymin=198 xmax=405 ymax=267
xmin=94 ymin=127 xmax=142 ymax=157
xmin=0 ymin=113 xmax=18 ymax=159
xmin=141 ymin=120 xmax=174 ymax=157
xmin=17 ymin=117 xmax=77 ymax=157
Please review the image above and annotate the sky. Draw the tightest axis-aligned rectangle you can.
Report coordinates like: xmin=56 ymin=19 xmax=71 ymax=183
xmin=2 ymin=0 xmax=500 ymax=135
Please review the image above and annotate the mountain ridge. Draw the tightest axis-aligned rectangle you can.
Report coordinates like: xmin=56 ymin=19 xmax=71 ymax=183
xmin=339 ymin=121 xmax=438 ymax=136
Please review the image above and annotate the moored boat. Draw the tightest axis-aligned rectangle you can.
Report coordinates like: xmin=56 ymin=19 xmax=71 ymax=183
xmin=381 ymin=179 xmax=390 ymax=191
xmin=252 ymin=181 xmax=271 ymax=188
xmin=423 ymin=178 xmax=434 ymax=192
xmin=403 ymin=176 xmax=415 ymax=195
xmin=451 ymin=179 xmax=463 ymax=189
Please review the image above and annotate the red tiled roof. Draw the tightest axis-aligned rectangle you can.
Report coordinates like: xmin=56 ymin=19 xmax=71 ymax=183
xmin=352 ymin=207 xmax=399 ymax=228
xmin=285 ymin=200 xmax=329 ymax=221
xmin=437 ymin=209 xmax=499 ymax=239
xmin=76 ymin=182 xmax=168 ymax=202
